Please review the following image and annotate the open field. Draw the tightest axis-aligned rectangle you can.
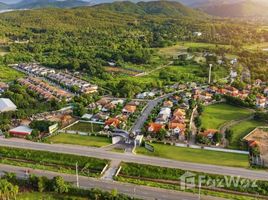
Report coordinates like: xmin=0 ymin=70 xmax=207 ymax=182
xmin=229 ymin=120 xmax=268 ymax=150
xmin=48 ymin=133 xmax=111 ymax=147
xmin=66 ymin=122 xmax=103 ymax=133
xmin=243 ymin=42 xmax=268 ymax=51
xmin=0 ymin=46 xmax=9 ymax=56
xmin=136 ymin=143 xmax=249 ymax=168
xmin=201 ymin=103 xmax=253 ymax=130
xmin=0 ymin=65 xmax=24 ymax=82
xmin=158 ymin=42 xmax=230 ymax=57
xmin=18 ymin=192 xmax=86 ymax=200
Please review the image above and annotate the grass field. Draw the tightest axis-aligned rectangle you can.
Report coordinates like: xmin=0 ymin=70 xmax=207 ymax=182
xmin=18 ymin=192 xmax=86 ymax=200
xmin=136 ymin=143 xmax=249 ymax=168
xmin=228 ymin=120 xmax=268 ymax=150
xmin=201 ymin=103 xmax=253 ymax=130
xmin=66 ymin=122 xmax=103 ymax=133
xmin=158 ymin=42 xmax=230 ymax=57
xmin=48 ymin=133 xmax=111 ymax=147
xmin=0 ymin=46 xmax=9 ymax=56
xmin=0 ymin=65 xmax=24 ymax=82
xmin=243 ymin=42 xmax=268 ymax=51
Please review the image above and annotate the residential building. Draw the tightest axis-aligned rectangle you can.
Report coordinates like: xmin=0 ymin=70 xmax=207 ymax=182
xmin=0 ymin=98 xmax=17 ymax=113
xmin=9 ymin=125 xmax=33 ymax=138
xmin=148 ymin=123 xmax=164 ymax=133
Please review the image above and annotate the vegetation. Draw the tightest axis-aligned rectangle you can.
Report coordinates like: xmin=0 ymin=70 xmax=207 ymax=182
xmin=65 ymin=122 xmax=103 ymax=133
xmin=48 ymin=133 xmax=111 ymax=147
xmin=117 ymin=162 xmax=268 ymax=198
xmin=0 ymin=65 xmax=24 ymax=82
xmin=136 ymin=143 xmax=249 ymax=168
xmin=0 ymin=146 xmax=108 ymax=177
xmin=200 ymin=103 xmax=253 ymax=130
xmin=1 ymin=173 xmax=136 ymax=200
xmin=228 ymin=120 xmax=267 ymax=150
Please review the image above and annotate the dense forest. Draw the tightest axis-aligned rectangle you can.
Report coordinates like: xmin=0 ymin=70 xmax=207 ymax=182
xmin=0 ymin=1 xmax=267 ymax=92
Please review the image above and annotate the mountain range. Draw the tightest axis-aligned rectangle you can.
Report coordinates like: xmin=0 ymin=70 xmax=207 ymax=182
xmin=0 ymin=0 xmax=267 ymax=19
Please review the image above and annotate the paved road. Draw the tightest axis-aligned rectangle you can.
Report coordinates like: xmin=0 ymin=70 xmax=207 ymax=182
xmin=131 ymin=92 xmax=176 ymax=133
xmin=1 ymin=138 xmax=268 ymax=181
xmin=0 ymin=164 xmax=225 ymax=200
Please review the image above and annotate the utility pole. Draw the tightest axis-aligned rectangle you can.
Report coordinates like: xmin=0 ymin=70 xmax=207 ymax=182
xmin=76 ymin=162 xmax=79 ymax=188
xmin=198 ymin=181 xmax=201 ymax=200
xmin=208 ymin=64 xmax=213 ymax=84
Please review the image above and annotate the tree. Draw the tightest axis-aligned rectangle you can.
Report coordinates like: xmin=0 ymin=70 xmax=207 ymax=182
xmin=157 ymin=128 xmax=167 ymax=141
xmin=0 ymin=179 xmax=19 ymax=200
xmin=213 ymin=132 xmax=222 ymax=144
xmin=52 ymin=176 xmax=69 ymax=194
xmin=73 ymin=103 xmax=86 ymax=117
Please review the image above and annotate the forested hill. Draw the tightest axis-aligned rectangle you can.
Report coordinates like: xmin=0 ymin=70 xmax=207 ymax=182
xmin=93 ymin=1 xmax=207 ymax=18
xmin=0 ymin=2 xmax=8 ymax=9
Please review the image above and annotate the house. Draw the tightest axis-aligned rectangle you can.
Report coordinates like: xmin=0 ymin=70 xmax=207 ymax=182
xmin=155 ymin=108 xmax=171 ymax=124
xmin=200 ymin=129 xmax=219 ymax=139
xmin=148 ymin=123 xmax=164 ymax=133
xmin=96 ymin=98 xmax=110 ymax=107
xmin=110 ymin=99 xmax=124 ymax=105
xmin=81 ymin=114 xmax=93 ymax=120
xmin=173 ymin=108 xmax=186 ymax=118
xmin=102 ymin=103 xmax=116 ymax=112
xmin=122 ymin=104 xmax=137 ymax=114
xmin=0 ymin=98 xmax=17 ymax=113
xmin=168 ymin=122 xmax=186 ymax=135
xmin=264 ymin=87 xmax=268 ymax=96
xmin=105 ymin=118 xmax=121 ymax=128
xmin=163 ymin=100 xmax=173 ymax=108
xmin=193 ymin=32 xmax=202 ymax=37
xmin=136 ymin=92 xmax=155 ymax=99
xmin=217 ymin=88 xmax=227 ymax=95
xmin=0 ymin=82 xmax=8 ymax=93
xmin=256 ymin=95 xmax=266 ymax=108
xmin=9 ymin=125 xmax=33 ymax=138
xmin=255 ymin=79 xmax=263 ymax=86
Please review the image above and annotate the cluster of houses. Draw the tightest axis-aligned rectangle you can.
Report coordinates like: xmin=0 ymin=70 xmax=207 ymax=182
xmin=192 ymin=84 xmax=268 ymax=109
xmin=15 ymin=63 xmax=98 ymax=94
xmin=18 ymin=77 xmax=73 ymax=101
xmin=85 ymin=98 xmax=140 ymax=130
xmin=47 ymin=72 xmax=98 ymax=94
xmin=148 ymin=95 xmax=188 ymax=141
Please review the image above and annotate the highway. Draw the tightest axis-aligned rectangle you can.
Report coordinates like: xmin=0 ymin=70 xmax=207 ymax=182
xmin=1 ymin=138 xmax=268 ymax=181
xmin=0 ymin=164 xmax=225 ymax=200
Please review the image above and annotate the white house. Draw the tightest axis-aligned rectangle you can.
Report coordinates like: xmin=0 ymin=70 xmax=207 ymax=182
xmin=0 ymin=98 xmax=17 ymax=113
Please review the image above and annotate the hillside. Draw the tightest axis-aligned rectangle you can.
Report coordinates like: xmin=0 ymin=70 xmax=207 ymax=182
xmin=199 ymin=0 xmax=268 ymax=18
xmin=0 ymin=2 xmax=9 ymax=9
xmin=93 ymin=1 xmax=207 ymax=17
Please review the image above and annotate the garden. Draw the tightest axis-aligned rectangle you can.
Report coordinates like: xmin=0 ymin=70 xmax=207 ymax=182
xmin=65 ymin=122 xmax=103 ymax=133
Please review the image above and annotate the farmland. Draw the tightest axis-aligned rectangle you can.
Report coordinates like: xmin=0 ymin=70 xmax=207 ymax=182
xmin=48 ymin=133 xmax=111 ymax=147
xmin=200 ymin=103 xmax=253 ymax=130
xmin=136 ymin=143 xmax=249 ymax=168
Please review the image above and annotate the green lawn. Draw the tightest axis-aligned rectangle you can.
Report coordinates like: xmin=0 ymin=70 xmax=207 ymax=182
xmin=228 ymin=120 xmax=268 ymax=150
xmin=17 ymin=192 xmax=86 ymax=200
xmin=66 ymin=122 xmax=103 ymax=133
xmin=243 ymin=42 xmax=268 ymax=51
xmin=201 ymin=103 xmax=253 ymax=130
xmin=136 ymin=143 xmax=249 ymax=168
xmin=48 ymin=133 xmax=111 ymax=147
xmin=0 ymin=65 xmax=24 ymax=82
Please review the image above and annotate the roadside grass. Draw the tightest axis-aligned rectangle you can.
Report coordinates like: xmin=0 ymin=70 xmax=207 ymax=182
xmin=201 ymin=103 xmax=253 ymax=130
xmin=110 ymin=147 xmax=125 ymax=153
xmin=17 ymin=192 xmax=87 ymax=200
xmin=136 ymin=143 xmax=249 ymax=168
xmin=66 ymin=122 xmax=103 ymax=133
xmin=48 ymin=133 xmax=111 ymax=148
xmin=0 ymin=65 xmax=24 ymax=82
xmin=228 ymin=120 xmax=268 ymax=150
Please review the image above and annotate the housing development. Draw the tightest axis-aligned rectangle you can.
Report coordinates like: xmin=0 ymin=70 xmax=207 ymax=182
xmin=0 ymin=0 xmax=268 ymax=200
